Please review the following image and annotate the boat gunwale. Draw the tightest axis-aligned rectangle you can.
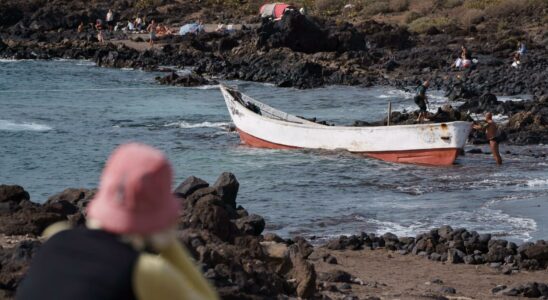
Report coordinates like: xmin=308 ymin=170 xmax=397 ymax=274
xmin=220 ymin=84 xmax=473 ymax=132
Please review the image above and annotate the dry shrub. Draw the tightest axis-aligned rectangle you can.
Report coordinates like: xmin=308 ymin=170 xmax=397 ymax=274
xmin=414 ymin=0 xmax=436 ymax=14
xmin=484 ymin=0 xmax=519 ymax=17
xmin=463 ymin=0 xmax=502 ymax=9
xmin=442 ymin=0 xmax=464 ymax=8
xmin=408 ymin=16 xmax=453 ymax=33
xmin=485 ymin=0 xmax=548 ymax=18
xmin=458 ymin=8 xmax=485 ymax=27
xmin=363 ymin=1 xmax=392 ymax=16
xmin=136 ymin=0 xmax=162 ymax=10
xmin=315 ymin=0 xmax=346 ymax=15
xmin=404 ymin=10 xmax=421 ymax=23
xmin=389 ymin=0 xmax=409 ymax=12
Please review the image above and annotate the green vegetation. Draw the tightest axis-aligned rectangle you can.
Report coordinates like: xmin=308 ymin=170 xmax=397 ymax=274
xmin=463 ymin=0 xmax=502 ymax=10
xmin=404 ymin=11 xmax=421 ymax=23
xmin=408 ymin=16 xmax=453 ymax=33
xmin=135 ymin=0 xmax=162 ymax=10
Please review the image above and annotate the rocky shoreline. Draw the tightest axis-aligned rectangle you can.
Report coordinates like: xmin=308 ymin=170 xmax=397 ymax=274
xmin=1 ymin=174 xmax=547 ymax=299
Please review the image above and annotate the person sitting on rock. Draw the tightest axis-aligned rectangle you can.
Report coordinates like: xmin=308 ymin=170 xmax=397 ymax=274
xmin=95 ymin=19 xmax=103 ymax=31
xmin=135 ymin=16 xmax=143 ymax=31
xmin=414 ymin=80 xmax=430 ymax=122
xmin=512 ymin=41 xmax=526 ymax=68
xmin=96 ymin=21 xmax=105 ymax=44
xmin=17 ymin=143 xmax=219 ymax=300
xmin=77 ymin=21 xmax=84 ymax=33
xmin=106 ymin=9 xmax=114 ymax=31
xmin=452 ymin=45 xmax=472 ymax=69
xmin=473 ymin=112 xmax=503 ymax=165
xmin=127 ymin=20 xmax=135 ymax=32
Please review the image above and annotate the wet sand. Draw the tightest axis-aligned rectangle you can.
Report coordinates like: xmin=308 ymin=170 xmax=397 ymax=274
xmin=312 ymin=247 xmax=548 ymax=299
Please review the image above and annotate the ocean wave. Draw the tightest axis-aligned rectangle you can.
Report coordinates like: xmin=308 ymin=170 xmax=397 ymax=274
xmin=0 ymin=120 xmax=53 ymax=132
xmin=378 ymin=89 xmax=414 ymax=99
xmin=368 ymin=219 xmax=427 ymax=237
xmin=76 ymin=61 xmax=96 ymax=66
xmin=470 ymin=113 xmax=508 ymax=123
xmin=437 ymin=208 xmax=537 ymax=241
xmin=526 ymin=179 xmax=548 ymax=187
xmin=163 ymin=121 xmax=231 ymax=129
xmin=0 ymin=59 xmax=21 ymax=63
xmin=192 ymin=85 xmax=221 ymax=90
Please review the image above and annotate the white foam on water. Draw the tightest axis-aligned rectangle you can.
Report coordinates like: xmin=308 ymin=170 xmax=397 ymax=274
xmin=442 ymin=208 xmax=538 ymax=241
xmin=378 ymin=89 xmax=414 ymax=99
xmin=470 ymin=113 xmax=508 ymax=123
xmin=163 ymin=121 xmax=230 ymax=129
xmin=76 ymin=61 xmax=96 ymax=66
xmin=0 ymin=59 xmax=19 ymax=63
xmin=0 ymin=120 xmax=53 ymax=132
xmin=368 ymin=218 xmax=427 ymax=237
xmin=497 ymin=95 xmax=532 ymax=102
xmin=192 ymin=84 xmax=221 ymax=90
xmin=526 ymin=179 xmax=548 ymax=187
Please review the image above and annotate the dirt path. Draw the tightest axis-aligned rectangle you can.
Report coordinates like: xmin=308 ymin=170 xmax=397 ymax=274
xmin=312 ymin=248 xmax=548 ymax=299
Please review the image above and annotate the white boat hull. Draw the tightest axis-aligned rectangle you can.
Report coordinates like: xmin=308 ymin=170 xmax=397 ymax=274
xmin=220 ymin=85 xmax=472 ymax=165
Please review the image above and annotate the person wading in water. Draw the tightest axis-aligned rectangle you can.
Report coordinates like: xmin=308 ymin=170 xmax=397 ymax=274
xmin=473 ymin=112 xmax=503 ymax=165
xmin=414 ymin=80 xmax=430 ymax=122
xmin=17 ymin=143 xmax=219 ymax=300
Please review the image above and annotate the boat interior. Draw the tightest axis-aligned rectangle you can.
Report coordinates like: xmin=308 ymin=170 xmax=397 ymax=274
xmin=224 ymin=86 xmax=321 ymax=125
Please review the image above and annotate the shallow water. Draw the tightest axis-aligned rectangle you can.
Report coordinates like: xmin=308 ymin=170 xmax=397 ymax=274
xmin=1 ymin=60 xmax=546 ymax=242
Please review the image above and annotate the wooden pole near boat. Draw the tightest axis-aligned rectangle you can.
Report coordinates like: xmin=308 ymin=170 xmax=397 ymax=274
xmin=387 ymin=101 xmax=392 ymax=126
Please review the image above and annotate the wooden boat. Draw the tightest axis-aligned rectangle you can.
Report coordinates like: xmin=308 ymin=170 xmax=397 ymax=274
xmin=220 ymin=85 xmax=472 ymax=166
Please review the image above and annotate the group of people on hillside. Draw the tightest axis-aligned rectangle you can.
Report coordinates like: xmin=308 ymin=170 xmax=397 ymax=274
xmin=76 ymin=9 xmax=172 ymax=46
xmin=452 ymin=41 xmax=526 ymax=70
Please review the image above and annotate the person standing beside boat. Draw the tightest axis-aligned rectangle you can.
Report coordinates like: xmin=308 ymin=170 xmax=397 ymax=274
xmin=473 ymin=112 xmax=502 ymax=165
xmin=414 ymin=80 xmax=430 ymax=122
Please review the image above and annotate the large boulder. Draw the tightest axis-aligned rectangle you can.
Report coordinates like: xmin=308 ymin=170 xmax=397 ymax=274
xmin=46 ymin=188 xmax=95 ymax=211
xmin=0 ymin=240 xmax=42 ymax=295
xmin=155 ymin=71 xmax=216 ymax=87
xmin=258 ymin=11 xmax=331 ymax=54
xmin=213 ymin=172 xmax=239 ymax=209
xmin=0 ymin=185 xmax=29 ymax=203
xmin=233 ymin=214 xmax=265 ymax=236
xmin=523 ymin=241 xmax=548 ymax=263
xmin=174 ymin=176 xmax=209 ymax=198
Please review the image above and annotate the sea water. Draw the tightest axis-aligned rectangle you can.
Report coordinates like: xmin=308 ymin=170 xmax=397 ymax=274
xmin=1 ymin=60 xmax=546 ymax=242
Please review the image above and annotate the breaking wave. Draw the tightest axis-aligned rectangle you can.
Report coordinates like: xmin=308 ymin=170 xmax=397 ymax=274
xmin=163 ymin=121 xmax=231 ymax=129
xmin=526 ymin=179 xmax=548 ymax=187
xmin=0 ymin=120 xmax=53 ymax=132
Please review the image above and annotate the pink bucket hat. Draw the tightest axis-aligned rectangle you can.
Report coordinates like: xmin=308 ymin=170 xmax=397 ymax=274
xmin=87 ymin=143 xmax=180 ymax=235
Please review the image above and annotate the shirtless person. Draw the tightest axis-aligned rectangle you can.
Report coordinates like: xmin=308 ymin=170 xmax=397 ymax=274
xmin=473 ymin=112 xmax=502 ymax=165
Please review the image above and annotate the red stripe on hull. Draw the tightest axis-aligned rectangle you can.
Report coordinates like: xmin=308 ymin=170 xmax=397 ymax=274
xmin=361 ymin=148 xmax=459 ymax=166
xmin=236 ymin=128 xmax=459 ymax=166
xmin=237 ymin=128 xmax=298 ymax=149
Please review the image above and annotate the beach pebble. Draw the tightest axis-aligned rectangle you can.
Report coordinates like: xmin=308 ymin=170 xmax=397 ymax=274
xmin=491 ymin=285 xmax=507 ymax=294
xmin=501 ymin=265 xmax=513 ymax=275
xmin=339 ymin=283 xmax=352 ymax=290
xmin=430 ymin=253 xmax=442 ymax=261
xmin=438 ymin=286 xmax=456 ymax=294
xmin=322 ymin=254 xmax=338 ymax=264
xmin=490 ymin=262 xmax=502 ymax=268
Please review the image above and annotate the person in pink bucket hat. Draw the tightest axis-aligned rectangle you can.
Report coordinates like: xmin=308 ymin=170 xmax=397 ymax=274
xmin=18 ymin=143 xmax=219 ymax=300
